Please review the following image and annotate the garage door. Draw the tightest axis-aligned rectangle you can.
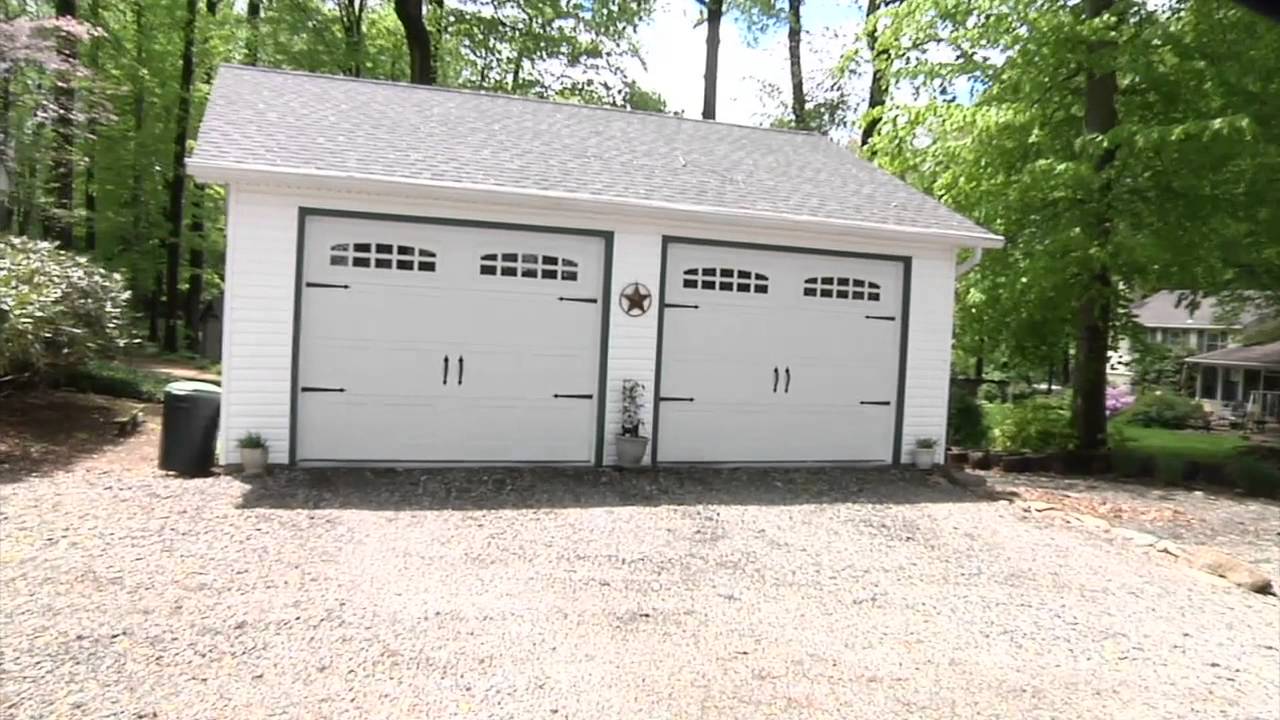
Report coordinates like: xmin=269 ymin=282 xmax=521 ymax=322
xmin=295 ymin=214 xmax=606 ymax=463
xmin=656 ymin=242 xmax=905 ymax=463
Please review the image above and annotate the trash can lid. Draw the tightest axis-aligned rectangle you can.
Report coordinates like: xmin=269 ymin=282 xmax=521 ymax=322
xmin=165 ymin=380 xmax=222 ymax=396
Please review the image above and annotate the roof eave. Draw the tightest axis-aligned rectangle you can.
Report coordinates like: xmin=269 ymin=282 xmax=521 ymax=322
xmin=188 ymin=159 xmax=1006 ymax=249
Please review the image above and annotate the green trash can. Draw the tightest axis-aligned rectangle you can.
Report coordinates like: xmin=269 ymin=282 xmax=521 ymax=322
xmin=158 ymin=381 xmax=222 ymax=476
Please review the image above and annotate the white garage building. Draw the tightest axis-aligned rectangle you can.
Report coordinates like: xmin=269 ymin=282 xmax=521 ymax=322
xmin=189 ymin=65 xmax=1001 ymax=467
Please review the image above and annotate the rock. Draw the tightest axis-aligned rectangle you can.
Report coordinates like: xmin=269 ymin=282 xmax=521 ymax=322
xmin=940 ymin=465 xmax=987 ymax=489
xmin=1181 ymin=546 xmax=1276 ymax=595
xmin=1111 ymin=528 xmax=1159 ymax=547
xmin=1153 ymin=540 xmax=1185 ymax=558
xmin=1070 ymin=513 xmax=1111 ymax=530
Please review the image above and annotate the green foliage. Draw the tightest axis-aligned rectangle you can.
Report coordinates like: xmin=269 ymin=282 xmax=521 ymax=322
xmin=1127 ymin=341 xmax=1186 ymax=391
xmin=989 ymin=395 xmax=1075 ymax=453
xmin=237 ymin=431 xmax=267 ymax=449
xmin=947 ymin=387 xmax=988 ymax=448
xmin=1125 ymin=391 xmax=1206 ymax=429
xmin=1228 ymin=458 xmax=1280 ymax=498
xmin=56 ymin=360 xmax=171 ymax=402
xmin=0 ymin=236 xmax=132 ymax=377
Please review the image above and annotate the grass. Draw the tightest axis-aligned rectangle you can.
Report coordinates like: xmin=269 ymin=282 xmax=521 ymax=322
xmin=1111 ymin=425 xmax=1250 ymax=462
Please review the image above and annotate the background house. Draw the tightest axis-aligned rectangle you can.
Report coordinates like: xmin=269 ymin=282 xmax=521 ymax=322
xmin=1107 ymin=291 xmax=1267 ymax=385
xmin=1183 ymin=341 xmax=1280 ymax=421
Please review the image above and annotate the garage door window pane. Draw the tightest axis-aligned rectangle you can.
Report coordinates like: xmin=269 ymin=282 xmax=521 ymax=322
xmin=682 ymin=267 xmax=768 ymax=294
xmin=804 ymin=276 xmax=881 ymax=302
xmin=331 ymin=242 xmax=436 ymax=273
xmin=479 ymin=252 xmax=581 ymax=281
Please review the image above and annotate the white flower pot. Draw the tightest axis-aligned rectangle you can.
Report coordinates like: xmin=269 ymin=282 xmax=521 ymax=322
xmin=912 ymin=447 xmax=935 ymax=470
xmin=241 ymin=447 xmax=269 ymax=476
xmin=616 ymin=435 xmax=649 ymax=468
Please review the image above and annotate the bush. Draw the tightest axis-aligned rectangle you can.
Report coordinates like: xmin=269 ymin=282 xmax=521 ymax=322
xmin=1126 ymin=391 xmax=1207 ymax=429
xmin=56 ymin=361 xmax=171 ymax=402
xmin=947 ymin=387 xmax=988 ymax=448
xmin=990 ymin=395 xmax=1075 ymax=453
xmin=0 ymin=236 xmax=132 ymax=378
xmin=1227 ymin=459 xmax=1280 ymax=499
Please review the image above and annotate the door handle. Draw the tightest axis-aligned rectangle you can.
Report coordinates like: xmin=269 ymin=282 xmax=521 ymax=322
xmin=457 ymin=355 xmax=464 ymax=386
xmin=442 ymin=355 xmax=449 ymax=385
xmin=785 ymin=366 xmax=791 ymax=393
xmin=773 ymin=366 xmax=779 ymax=393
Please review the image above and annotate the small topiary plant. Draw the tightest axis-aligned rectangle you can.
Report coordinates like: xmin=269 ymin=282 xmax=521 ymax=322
xmin=620 ymin=379 xmax=646 ymax=438
xmin=237 ymin=432 xmax=267 ymax=450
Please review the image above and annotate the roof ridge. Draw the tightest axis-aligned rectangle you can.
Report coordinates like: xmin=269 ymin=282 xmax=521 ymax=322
xmin=217 ymin=64 xmax=831 ymax=141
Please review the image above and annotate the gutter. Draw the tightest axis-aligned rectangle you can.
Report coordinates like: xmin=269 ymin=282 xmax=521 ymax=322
xmin=187 ymin=158 xmax=1006 ymax=249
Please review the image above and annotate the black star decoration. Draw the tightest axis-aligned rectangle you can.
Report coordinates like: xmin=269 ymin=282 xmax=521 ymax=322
xmin=620 ymin=282 xmax=653 ymax=317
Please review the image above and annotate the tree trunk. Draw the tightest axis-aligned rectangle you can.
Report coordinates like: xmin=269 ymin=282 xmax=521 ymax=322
xmin=1073 ymin=0 xmax=1120 ymax=452
xmin=428 ymin=0 xmax=444 ymax=79
xmin=162 ymin=0 xmax=199 ymax=353
xmin=338 ymin=0 xmax=367 ymax=78
xmin=83 ymin=0 xmax=101 ymax=252
xmin=1 ymin=70 xmax=12 ymax=232
xmin=860 ymin=0 xmax=901 ymax=149
xmin=701 ymin=0 xmax=723 ymax=121
xmin=50 ymin=0 xmax=78 ymax=249
xmin=787 ymin=0 xmax=806 ymax=129
xmin=394 ymin=0 xmax=435 ymax=85
xmin=246 ymin=0 xmax=262 ymax=65
xmin=185 ymin=0 xmax=219 ymax=351
xmin=132 ymin=0 xmax=150 ymax=327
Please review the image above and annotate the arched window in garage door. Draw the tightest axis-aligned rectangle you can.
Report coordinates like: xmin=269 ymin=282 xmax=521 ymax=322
xmin=681 ymin=267 xmax=769 ymax=294
xmin=802 ymin=276 xmax=881 ymax=301
xmin=479 ymin=252 xmax=580 ymax=281
xmin=329 ymin=242 xmax=437 ymax=272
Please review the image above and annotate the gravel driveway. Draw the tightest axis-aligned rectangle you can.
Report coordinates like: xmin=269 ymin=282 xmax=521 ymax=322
xmin=2 ymin=427 xmax=1278 ymax=719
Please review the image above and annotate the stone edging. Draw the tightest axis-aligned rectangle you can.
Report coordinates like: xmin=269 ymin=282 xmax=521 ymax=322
xmin=937 ymin=466 xmax=1276 ymax=596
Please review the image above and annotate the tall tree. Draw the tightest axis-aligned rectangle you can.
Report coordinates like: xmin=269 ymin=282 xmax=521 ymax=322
xmin=859 ymin=0 xmax=900 ymax=149
xmin=786 ymin=0 xmax=804 ymax=128
xmin=82 ymin=0 xmax=99 ymax=252
xmin=700 ymin=0 xmax=723 ymax=120
xmin=185 ymin=0 xmax=220 ymax=351
xmin=49 ymin=0 xmax=77 ymax=248
xmin=246 ymin=0 xmax=262 ymax=65
xmin=336 ymin=0 xmax=368 ymax=77
xmin=1073 ymin=0 xmax=1119 ymax=451
xmin=162 ymin=0 xmax=199 ymax=353
xmin=394 ymin=0 xmax=434 ymax=84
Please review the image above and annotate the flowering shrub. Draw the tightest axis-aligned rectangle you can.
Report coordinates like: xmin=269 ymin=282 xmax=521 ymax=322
xmin=620 ymin=379 xmax=646 ymax=437
xmin=1105 ymin=386 xmax=1135 ymax=417
xmin=0 ymin=236 xmax=132 ymax=378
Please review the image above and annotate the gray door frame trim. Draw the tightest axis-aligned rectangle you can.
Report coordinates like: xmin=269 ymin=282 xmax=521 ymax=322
xmin=650 ymin=235 xmax=913 ymax=466
xmin=289 ymin=206 xmax=614 ymax=466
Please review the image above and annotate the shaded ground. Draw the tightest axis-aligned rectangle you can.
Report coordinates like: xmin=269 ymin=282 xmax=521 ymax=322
xmin=983 ymin=471 xmax=1280 ymax=574
xmin=2 ymin=424 xmax=1278 ymax=718
xmin=123 ymin=355 xmax=220 ymax=384
xmin=0 ymin=390 xmax=159 ymax=481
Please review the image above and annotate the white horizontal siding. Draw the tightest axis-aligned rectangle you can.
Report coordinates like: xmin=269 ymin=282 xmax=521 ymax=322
xmin=601 ymin=231 xmax=663 ymax=464
xmin=218 ymin=181 xmax=966 ymax=467
xmin=900 ymin=250 xmax=957 ymax=463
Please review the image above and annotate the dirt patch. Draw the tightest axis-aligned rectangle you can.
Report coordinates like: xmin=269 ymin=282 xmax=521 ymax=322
xmin=0 ymin=390 xmax=160 ymax=482
xmin=123 ymin=356 xmax=220 ymax=383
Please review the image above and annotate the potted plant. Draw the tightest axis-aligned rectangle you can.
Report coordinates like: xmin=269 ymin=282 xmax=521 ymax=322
xmin=912 ymin=437 xmax=938 ymax=470
xmin=616 ymin=379 xmax=649 ymax=468
xmin=238 ymin=432 xmax=269 ymax=476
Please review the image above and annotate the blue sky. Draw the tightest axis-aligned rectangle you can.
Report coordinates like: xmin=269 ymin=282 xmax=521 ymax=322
xmin=632 ymin=0 xmax=864 ymax=125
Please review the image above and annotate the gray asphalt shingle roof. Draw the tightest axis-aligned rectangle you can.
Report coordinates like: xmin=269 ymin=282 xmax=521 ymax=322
xmin=190 ymin=65 xmax=998 ymax=240
xmin=1185 ymin=340 xmax=1280 ymax=368
xmin=1132 ymin=291 xmax=1266 ymax=328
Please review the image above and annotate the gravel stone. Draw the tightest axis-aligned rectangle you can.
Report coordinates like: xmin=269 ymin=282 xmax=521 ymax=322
xmin=2 ymin=432 xmax=1278 ymax=719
